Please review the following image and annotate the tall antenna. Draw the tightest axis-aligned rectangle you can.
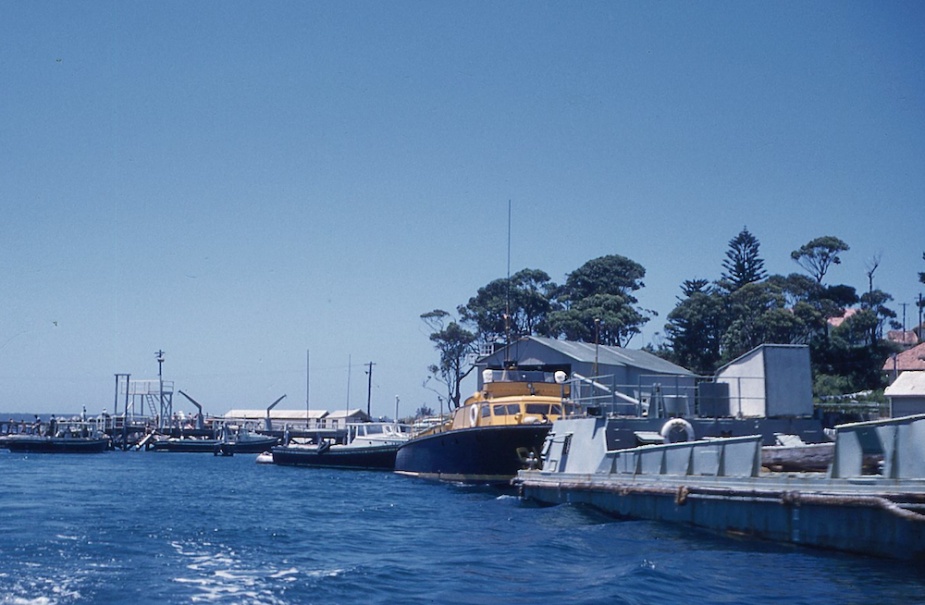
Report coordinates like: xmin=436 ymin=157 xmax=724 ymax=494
xmin=507 ymin=199 xmax=512 ymax=283
xmin=504 ymin=200 xmax=513 ymax=367
xmin=305 ymin=349 xmax=311 ymax=420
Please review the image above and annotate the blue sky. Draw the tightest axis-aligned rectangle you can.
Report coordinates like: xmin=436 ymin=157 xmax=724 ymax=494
xmin=2 ymin=1 xmax=923 ymax=419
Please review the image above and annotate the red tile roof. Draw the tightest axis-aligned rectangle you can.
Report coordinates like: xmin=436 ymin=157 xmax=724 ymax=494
xmin=883 ymin=342 xmax=925 ymax=372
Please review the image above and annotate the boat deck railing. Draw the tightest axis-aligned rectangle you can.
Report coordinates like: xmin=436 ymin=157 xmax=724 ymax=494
xmin=562 ymin=414 xmax=925 ymax=481
xmin=567 ymin=372 xmax=815 ymax=420
xmin=596 ymin=435 xmax=763 ymax=478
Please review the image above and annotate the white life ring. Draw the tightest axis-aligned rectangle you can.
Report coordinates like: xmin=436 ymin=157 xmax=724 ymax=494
xmin=469 ymin=404 xmax=480 ymax=427
xmin=660 ymin=418 xmax=695 ymax=443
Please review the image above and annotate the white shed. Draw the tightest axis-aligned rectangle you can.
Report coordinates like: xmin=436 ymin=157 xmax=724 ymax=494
xmin=714 ymin=344 xmax=814 ymax=418
xmin=886 ymin=372 xmax=925 ymax=417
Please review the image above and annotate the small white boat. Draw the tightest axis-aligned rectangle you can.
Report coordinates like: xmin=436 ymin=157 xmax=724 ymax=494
xmin=272 ymin=422 xmax=413 ymax=470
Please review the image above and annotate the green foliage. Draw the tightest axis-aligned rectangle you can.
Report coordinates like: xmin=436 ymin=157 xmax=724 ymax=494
xmin=664 ymin=286 xmax=725 ymax=374
xmin=556 ymin=255 xmax=646 ymax=303
xmin=547 ymin=293 xmax=650 ymax=347
xmin=426 ymin=229 xmax=902 ymax=403
xmin=721 ymin=227 xmax=767 ymax=290
xmin=457 ymin=269 xmax=556 ymax=347
xmin=660 ymin=230 xmax=899 ymax=395
xmin=790 ymin=235 xmax=850 ymax=284
xmin=920 ymin=251 xmax=925 ymax=286
xmin=813 ymin=373 xmax=854 ymax=398
xmin=547 ymin=255 xmax=651 ymax=346
xmin=421 ymin=309 xmax=477 ymax=409
xmin=719 ymin=282 xmax=804 ymax=360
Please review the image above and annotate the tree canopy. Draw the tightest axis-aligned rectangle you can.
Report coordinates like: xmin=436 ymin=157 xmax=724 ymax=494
xmin=790 ymin=236 xmax=850 ymax=284
xmin=420 ymin=309 xmax=477 ymax=409
xmin=546 ymin=255 xmax=651 ymax=346
xmin=423 ymin=229 xmax=908 ymax=403
xmin=721 ymin=227 xmax=767 ymax=290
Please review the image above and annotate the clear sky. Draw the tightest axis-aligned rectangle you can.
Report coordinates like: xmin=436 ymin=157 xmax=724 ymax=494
xmin=2 ymin=1 xmax=923 ymax=420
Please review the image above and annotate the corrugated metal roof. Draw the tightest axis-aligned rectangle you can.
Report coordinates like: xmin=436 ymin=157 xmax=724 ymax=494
xmin=522 ymin=336 xmax=694 ymax=376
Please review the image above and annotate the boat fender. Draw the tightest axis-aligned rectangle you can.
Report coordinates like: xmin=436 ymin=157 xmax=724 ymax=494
xmin=660 ymin=418 xmax=695 ymax=443
xmin=469 ymin=405 xmax=479 ymax=427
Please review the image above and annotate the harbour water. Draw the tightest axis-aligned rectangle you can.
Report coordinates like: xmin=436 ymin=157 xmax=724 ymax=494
xmin=1 ymin=451 xmax=922 ymax=605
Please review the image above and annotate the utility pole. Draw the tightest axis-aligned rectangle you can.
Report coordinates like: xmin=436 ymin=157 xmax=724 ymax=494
xmin=156 ymin=349 xmax=165 ymax=428
xmin=365 ymin=361 xmax=376 ymax=419
xmin=919 ymin=292 xmax=925 ymax=340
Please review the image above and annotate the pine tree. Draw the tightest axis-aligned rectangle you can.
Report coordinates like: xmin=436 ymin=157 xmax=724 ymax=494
xmin=721 ymin=227 xmax=767 ymax=291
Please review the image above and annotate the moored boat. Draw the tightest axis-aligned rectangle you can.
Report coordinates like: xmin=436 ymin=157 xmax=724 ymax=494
xmin=150 ymin=423 xmax=279 ymax=454
xmin=272 ymin=421 xmax=412 ymax=470
xmin=150 ymin=436 xmax=222 ymax=453
xmin=394 ymin=368 xmax=578 ymax=484
xmin=3 ymin=419 xmax=110 ymax=454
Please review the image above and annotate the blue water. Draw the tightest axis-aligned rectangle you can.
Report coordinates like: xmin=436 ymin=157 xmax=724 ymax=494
xmin=1 ymin=451 xmax=923 ymax=605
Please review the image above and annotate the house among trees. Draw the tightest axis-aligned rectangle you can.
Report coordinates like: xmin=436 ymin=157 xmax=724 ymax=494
xmin=882 ymin=342 xmax=925 ymax=381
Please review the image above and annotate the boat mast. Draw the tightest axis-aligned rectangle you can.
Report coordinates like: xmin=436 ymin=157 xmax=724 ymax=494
xmin=305 ymin=349 xmax=311 ymax=430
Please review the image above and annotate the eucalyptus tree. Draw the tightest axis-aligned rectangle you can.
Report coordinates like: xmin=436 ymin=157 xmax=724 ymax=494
xmin=720 ymin=227 xmax=767 ymax=291
xmin=457 ymin=268 xmax=556 ymax=348
xmin=420 ymin=309 xmax=478 ymax=409
xmin=547 ymin=254 xmax=651 ymax=347
xmin=719 ymin=281 xmax=805 ymax=361
xmin=790 ymin=236 xmax=850 ymax=284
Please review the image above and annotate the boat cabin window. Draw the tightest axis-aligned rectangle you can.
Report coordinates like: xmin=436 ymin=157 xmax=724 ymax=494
xmin=481 ymin=406 xmax=493 ymax=418
xmin=526 ymin=404 xmax=552 ymax=415
xmin=492 ymin=404 xmax=521 ymax=416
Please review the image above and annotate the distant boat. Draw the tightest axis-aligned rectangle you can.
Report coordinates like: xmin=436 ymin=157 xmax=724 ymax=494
xmin=151 ymin=424 xmax=279 ymax=455
xmin=3 ymin=419 xmax=110 ymax=454
xmin=149 ymin=436 xmax=221 ymax=453
xmin=271 ymin=422 xmax=413 ymax=470
xmin=394 ymin=368 xmax=578 ymax=485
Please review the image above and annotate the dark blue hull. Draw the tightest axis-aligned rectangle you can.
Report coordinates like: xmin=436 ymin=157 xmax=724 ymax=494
xmin=271 ymin=444 xmax=400 ymax=470
xmin=394 ymin=424 xmax=551 ymax=485
xmin=3 ymin=437 xmax=110 ymax=454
